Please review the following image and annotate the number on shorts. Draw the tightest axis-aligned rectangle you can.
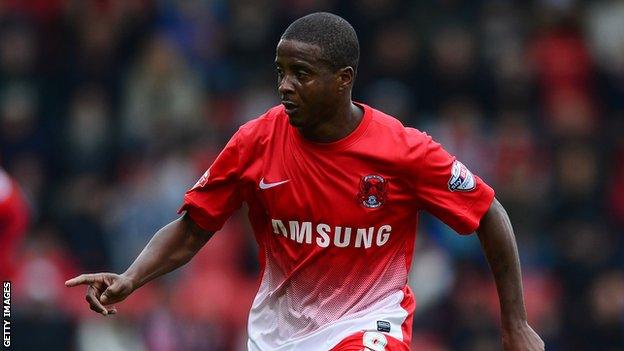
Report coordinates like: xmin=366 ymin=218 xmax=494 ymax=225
xmin=363 ymin=331 xmax=387 ymax=351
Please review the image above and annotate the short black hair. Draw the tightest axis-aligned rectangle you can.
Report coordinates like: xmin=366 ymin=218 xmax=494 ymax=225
xmin=281 ymin=12 xmax=359 ymax=74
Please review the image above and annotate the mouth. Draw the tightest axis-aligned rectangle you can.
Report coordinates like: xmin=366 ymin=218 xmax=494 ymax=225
xmin=281 ymin=101 xmax=298 ymax=115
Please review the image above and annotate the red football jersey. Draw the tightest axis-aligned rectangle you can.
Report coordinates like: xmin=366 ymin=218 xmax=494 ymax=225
xmin=180 ymin=103 xmax=494 ymax=350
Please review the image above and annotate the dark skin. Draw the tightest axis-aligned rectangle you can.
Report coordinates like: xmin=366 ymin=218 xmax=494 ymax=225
xmin=66 ymin=39 xmax=544 ymax=350
xmin=275 ymin=39 xmax=363 ymax=142
xmin=477 ymin=199 xmax=545 ymax=350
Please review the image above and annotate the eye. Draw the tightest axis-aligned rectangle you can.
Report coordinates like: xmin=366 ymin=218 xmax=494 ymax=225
xmin=295 ymin=70 xmax=309 ymax=79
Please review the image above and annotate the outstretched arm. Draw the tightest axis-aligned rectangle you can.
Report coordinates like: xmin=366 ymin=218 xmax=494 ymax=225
xmin=476 ymin=198 xmax=545 ymax=351
xmin=65 ymin=212 xmax=213 ymax=315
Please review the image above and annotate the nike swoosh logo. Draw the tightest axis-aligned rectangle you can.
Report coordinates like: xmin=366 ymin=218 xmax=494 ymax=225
xmin=259 ymin=178 xmax=290 ymax=190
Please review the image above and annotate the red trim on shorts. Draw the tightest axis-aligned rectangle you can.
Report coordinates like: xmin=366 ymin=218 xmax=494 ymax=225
xmin=400 ymin=285 xmax=415 ymax=346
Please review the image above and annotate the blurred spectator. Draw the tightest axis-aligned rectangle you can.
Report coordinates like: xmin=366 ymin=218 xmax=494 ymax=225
xmin=490 ymin=110 xmax=548 ymax=210
xmin=0 ymin=83 xmax=43 ymax=172
xmin=65 ymin=86 xmax=113 ymax=173
xmin=12 ymin=224 xmax=81 ymax=350
xmin=531 ymin=9 xmax=599 ymax=137
xmin=409 ymin=235 xmax=454 ymax=313
xmin=552 ymin=142 xmax=601 ymax=213
xmin=587 ymin=270 xmax=624 ymax=350
xmin=122 ymin=33 xmax=204 ymax=148
xmin=56 ymin=173 xmax=112 ymax=271
xmin=0 ymin=167 xmax=29 ymax=279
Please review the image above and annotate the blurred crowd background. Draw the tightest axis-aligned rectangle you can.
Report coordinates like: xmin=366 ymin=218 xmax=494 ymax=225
xmin=1 ymin=0 xmax=623 ymax=350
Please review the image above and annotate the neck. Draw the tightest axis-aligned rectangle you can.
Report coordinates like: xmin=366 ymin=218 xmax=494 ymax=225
xmin=298 ymin=101 xmax=364 ymax=143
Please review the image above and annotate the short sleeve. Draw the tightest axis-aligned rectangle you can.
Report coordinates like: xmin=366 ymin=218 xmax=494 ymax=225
xmin=178 ymin=132 xmax=244 ymax=232
xmin=408 ymin=130 xmax=495 ymax=234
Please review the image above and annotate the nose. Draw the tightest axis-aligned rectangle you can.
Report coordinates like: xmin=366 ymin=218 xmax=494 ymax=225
xmin=278 ymin=74 xmax=295 ymax=96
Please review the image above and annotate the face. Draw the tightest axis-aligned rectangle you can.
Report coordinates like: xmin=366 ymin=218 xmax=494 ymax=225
xmin=275 ymin=39 xmax=348 ymax=128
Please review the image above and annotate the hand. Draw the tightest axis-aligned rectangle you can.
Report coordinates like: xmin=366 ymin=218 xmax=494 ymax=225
xmin=65 ymin=273 xmax=135 ymax=316
xmin=502 ymin=322 xmax=545 ymax=351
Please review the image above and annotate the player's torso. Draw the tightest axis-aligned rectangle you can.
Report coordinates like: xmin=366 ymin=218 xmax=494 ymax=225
xmin=239 ymin=107 xmax=417 ymax=350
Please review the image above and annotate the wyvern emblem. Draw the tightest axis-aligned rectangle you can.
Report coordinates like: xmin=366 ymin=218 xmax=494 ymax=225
xmin=357 ymin=174 xmax=388 ymax=208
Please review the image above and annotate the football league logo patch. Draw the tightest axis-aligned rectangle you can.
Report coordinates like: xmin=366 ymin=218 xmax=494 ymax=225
xmin=358 ymin=174 xmax=388 ymax=208
xmin=448 ymin=160 xmax=476 ymax=192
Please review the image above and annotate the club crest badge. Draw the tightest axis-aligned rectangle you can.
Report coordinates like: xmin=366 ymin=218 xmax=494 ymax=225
xmin=357 ymin=174 xmax=388 ymax=208
xmin=448 ymin=160 xmax=476 ymax=192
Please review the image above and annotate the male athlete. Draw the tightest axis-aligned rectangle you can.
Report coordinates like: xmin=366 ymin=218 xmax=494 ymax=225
xmin=66 ymin=13 xmax=545 ymax=351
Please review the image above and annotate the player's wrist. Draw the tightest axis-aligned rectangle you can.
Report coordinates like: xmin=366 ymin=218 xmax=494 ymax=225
xmin=119 ymin=271 xmax=140 ymax=291
xmin=501 ymin=315 xmax=529 ymax=330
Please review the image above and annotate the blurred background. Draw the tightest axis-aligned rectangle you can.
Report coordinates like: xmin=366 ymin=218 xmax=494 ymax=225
xmin=1 ymin=0 xmax=623 ymax=350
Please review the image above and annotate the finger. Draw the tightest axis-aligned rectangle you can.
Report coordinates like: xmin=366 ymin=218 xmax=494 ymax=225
xmin=100 ymin=286 xmax=116 ymax=305
xmin=66 ymin=274 xmax=100 ymax=287
xmin=86 ymin=286 xmax=107 ymax=315
xmin=85 ymin=285 xmax=108 ymax=315
xmin=90 ymin=304 xmax=116 ymax=315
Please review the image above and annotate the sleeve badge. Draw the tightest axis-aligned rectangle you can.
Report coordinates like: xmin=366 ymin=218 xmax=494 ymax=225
xmin=448 ymin=160 xmax=476 ymax=192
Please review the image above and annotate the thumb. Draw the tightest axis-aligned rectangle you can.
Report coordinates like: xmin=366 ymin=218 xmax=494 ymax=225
xmin=100 ymin=283 xmax=122 ymax=305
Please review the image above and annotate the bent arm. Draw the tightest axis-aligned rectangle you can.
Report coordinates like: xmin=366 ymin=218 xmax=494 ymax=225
xmin=122 ymin=212 xmax=214 ymax=289
xmin=476 ymin=198 xmax=544 ymax=350
xmin=476 ymin=198 xmax=527 ymax=325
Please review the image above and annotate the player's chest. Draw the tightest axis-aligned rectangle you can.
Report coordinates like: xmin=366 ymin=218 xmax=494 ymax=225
xmin=245 ymin=145 xmax=412 ymax=224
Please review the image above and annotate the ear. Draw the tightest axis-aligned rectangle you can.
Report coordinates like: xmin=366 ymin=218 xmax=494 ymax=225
xmin=336 ymin=66 xmax=354 ymax=92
